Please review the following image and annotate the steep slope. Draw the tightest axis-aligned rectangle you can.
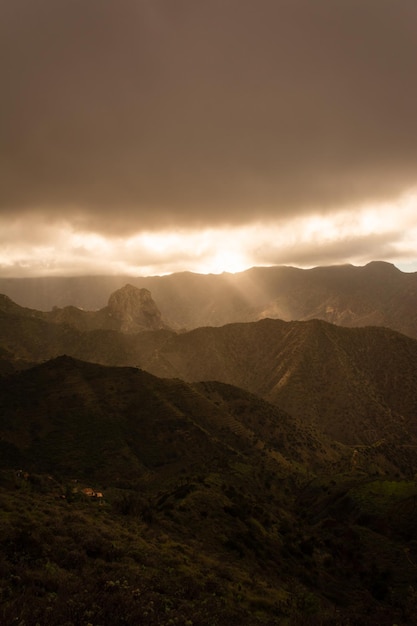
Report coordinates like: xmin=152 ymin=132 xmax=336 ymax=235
xmin=143 ymin=318 xmax=417 ymax=451
xmin=1 ymin=261 xmax=416 ymax=337
xmin=104 ymin=283 xmax=166 ymax=332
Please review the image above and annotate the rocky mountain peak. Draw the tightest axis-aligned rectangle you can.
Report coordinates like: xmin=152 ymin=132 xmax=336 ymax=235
xmin=106 ymin=284 xmax=165 ymax=332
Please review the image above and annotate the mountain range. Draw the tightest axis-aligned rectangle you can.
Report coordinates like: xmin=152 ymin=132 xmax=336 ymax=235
xmin=2 ymin=262 xmax=417 ymax=624
xmin=1 ymin=261 xmax=416 ymax=337
xmin=2 ymin=284 xmax=417 ymax=454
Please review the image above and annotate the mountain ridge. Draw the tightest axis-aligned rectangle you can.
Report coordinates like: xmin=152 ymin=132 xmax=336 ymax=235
xmin=0 ymin=354 xmax=343 ymax=482
xmin=1 ymin=261 xmax=416 ymax=337
xmin=142 ymin=317 xmax=417 ymax=448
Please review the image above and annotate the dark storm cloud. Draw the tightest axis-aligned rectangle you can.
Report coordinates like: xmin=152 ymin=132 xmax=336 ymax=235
xmin=1 ymin=0 xmax=417 ymax=234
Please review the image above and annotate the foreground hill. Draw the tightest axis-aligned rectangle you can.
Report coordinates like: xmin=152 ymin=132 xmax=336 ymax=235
xmin=2 ymin=357 xmax=417 ymax=624
xmin=1 ymin=261 xmax=417 ymax=337
xmin=0 ymin=355 xmax=339 ymax=481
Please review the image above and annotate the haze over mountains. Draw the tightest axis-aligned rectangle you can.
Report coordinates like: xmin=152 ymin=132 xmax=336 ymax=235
xmin=1 ymin=261 xmax=417 ymax=338
xmin=2 ymin=262 xmax=417 ymax=624
xmin=0 ymin=283 xmax=167 ymax=334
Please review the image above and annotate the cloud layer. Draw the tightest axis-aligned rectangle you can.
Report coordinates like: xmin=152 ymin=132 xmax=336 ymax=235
xmin=1 ymin=0 xmax=417 ymax=274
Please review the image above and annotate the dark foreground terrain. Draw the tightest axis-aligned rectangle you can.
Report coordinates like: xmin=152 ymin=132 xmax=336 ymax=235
xmin=1 ymin=357 xmax=417 ymax=625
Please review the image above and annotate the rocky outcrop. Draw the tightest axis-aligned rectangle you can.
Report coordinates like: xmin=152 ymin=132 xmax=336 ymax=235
xmin=0 ymin=285 xmax=169 ymax=334
xmin=105 ymin=284 xmax=166 ymax=333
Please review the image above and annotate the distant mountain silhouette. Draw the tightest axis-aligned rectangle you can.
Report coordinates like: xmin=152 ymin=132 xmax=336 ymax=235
xmin=1 ymin=262 xmax=416 ymax=337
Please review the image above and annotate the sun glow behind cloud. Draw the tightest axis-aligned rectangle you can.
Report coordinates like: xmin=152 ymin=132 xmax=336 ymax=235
xmin=0 ymin=191 xmax=416 ymax=277
xmin=134 ymin=230 xmax=252 ymax=275
xmin=1 ymin=0 xmax=417 ymax=279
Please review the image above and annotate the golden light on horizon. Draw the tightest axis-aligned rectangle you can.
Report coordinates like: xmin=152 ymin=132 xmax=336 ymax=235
xmin=0 ymin=191 xmax=416 ymax=277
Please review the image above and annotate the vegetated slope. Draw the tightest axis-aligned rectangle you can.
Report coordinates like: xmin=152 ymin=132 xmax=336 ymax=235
xmin=1 ymin=261 xmax=417 ymax=337
xmin=0 ymin=356 xmax=346 ymax=624
xmin=0 ymin=356 xmax=340 ymax=482
xmin=143 ymin=318 xmax=417 ymax=451
xmin=2 ymin=358 xmax=417 ymax=625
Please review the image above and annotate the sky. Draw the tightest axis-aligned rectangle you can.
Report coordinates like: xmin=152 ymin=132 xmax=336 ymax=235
xmin=1 ymin=0 xmax=417 ymax=277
